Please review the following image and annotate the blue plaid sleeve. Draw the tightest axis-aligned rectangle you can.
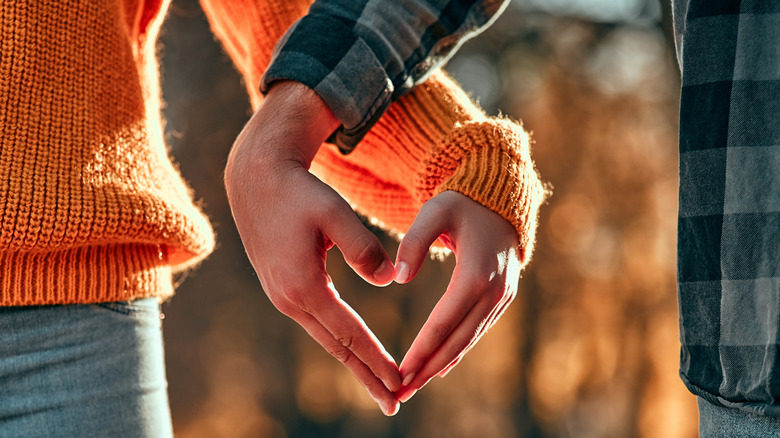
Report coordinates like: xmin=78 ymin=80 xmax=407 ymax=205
xmin=258 ymin=0 xmax=510 ymax=153
xmin=674 ymin=0 xmax=780 ymax=416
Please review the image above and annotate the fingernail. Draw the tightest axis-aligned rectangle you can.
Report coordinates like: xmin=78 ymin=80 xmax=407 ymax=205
xmin=401 ymin=371 xmax=415 ymax=387
xmin=399 ymin=388 xmax=417 ymax=403
xmin=373 ymin=260 xmax=393 ymax=282
xmin=395 ymin=261 xmax=411 ymax=283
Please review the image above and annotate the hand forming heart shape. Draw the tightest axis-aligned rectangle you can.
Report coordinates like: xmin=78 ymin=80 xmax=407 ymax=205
xmin=225 ymin=82 xmax=525 ymax=416
xmin=392 ymin=191 xmax=522 ymax=407
xmin=229 ymin=160 xmax=521 ymax=415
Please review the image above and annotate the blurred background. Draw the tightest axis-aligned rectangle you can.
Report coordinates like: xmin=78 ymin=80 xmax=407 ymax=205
xmin=159 ymin=0 xmax=693 ymax=436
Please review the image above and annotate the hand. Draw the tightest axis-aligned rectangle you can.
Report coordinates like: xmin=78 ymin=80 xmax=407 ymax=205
xmin=394 ymin=190 xmax=522 ymax=403
xmin=224 ymin=81 xmax=402 ymax=415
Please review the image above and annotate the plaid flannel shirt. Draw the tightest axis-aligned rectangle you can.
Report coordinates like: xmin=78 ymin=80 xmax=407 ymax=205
xmin=675 ymin=0 xmax=780 ymax=415
xmin=259 ymin=0 xmax=509 ymax=153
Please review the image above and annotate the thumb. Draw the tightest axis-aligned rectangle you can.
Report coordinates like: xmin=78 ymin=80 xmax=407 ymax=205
xmin=323 ymin=202 xmax=395 ymax=286
xmin=395 ymin=200 xmax=452 ymax=284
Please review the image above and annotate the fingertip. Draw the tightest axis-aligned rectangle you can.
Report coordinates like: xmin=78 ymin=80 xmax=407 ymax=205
xmin=398 ymin=387 xmax=418 ymax=404
xmin=398 ymin=358 xmax=421 ymax=384
xmin=394 ymin=261 xmax=412 ymax=284
xmin=381 ymin=371 xmax=402 ymax=393
xmin=397 ymin=368 xmax=424 ymax=403
xmin=372 ymin=259 xmax=395 ymax=286
xmin=325 ymin=210 xmax=394 ymax=286
xmin=384 ymin=400 xmax=400 ymax=416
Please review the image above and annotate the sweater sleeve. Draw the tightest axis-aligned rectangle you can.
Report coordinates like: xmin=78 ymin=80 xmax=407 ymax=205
xmin=311 ymin=70 xmax=545 ymax=261
xmin=200 ymin=0 xmax=546 ymax=262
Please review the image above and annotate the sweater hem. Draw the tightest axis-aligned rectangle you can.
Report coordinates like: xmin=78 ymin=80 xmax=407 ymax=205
xmin=0 ymin=244 xmax=173 ymax=306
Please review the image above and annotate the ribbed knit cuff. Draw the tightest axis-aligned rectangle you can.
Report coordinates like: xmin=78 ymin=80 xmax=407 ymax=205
xmin=417 ymin=119 xmax=546 ymax=262
xmin=0 ymin=244 xmax=173 ymax=306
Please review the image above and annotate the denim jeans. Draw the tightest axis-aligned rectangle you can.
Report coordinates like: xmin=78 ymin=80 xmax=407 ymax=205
xmin=0 ymin=298 xmax=173 ymax=438
xmin=699 ymin=397 xmax=780 ymax=437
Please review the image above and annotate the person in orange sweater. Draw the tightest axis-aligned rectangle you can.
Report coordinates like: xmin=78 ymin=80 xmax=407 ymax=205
xmin=0 ymin=0 xmax=544 ymax=433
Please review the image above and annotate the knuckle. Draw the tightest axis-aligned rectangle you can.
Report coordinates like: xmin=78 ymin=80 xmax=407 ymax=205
xmin=320 ymin=196 xmax=347 ymax=218
xmin=266 ymin=288 xmax=298 ymax=316
xmin=402 ymin=231 xmax=427 ymax=255
xmin=280 ymin=285 xmax=312 ymax=315
xmin=335 ymin=333 xmax=356 ymax=351
xmin=460 ymin=273 xmax=489 ymax=293
xmin=422 ymin=195 xmax=449 ymax=216
xmin=351 ymin=234 xmax=382 ymax=268
xmin=326 ymin=344 xmax=354 ymax=365
xmin=432 ymin=322 xmax=454 ymax=344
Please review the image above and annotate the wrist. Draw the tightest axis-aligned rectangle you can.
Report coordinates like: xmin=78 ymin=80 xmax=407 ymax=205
xmin=228 ymin=81 xmax=340 ymax=173
xmin=419 ymin=120 xmax=546 ymax=262
xmin=225 ymin=81 xmax=339 ymax=204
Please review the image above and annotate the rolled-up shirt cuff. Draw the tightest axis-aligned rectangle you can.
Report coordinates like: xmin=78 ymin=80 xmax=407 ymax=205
xmin=259 ymin=16 xmax=394 ymax=154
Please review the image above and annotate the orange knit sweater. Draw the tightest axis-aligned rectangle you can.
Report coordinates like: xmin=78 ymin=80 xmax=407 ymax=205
xmin=0 ymin=0 xmax=544 ymax=306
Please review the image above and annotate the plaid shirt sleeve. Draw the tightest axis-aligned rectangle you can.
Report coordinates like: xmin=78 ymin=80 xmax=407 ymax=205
xmin=674 ymin=0 xmax=780 ymax=416
xmin=258 ymin=0 xmax=509 ymax=153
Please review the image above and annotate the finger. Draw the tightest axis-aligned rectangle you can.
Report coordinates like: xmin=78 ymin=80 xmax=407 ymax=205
xmin=322 ymin=200 xmax=395 ymax=286
xmin=437 ymin=355 xmax=463 ymax=379
xmin=436 ymin=289 xmax=516 ymax=378
xmin=394 ymin=199 xmax=451 ymax=284
xmin=432 ymin=248 xmax=521 ymax=381
xmin=295 ymin=278 xmax=402 ymax=394
xmin=397 ymin=263 xmax=483 ymax=386
xmin=397 ymin=291 xmax=503 ymax=403
xmin=284 ymin=301 xmax=400 ymax=416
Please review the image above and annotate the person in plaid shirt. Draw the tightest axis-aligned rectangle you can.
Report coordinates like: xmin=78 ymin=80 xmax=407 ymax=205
xmin=673 ymin=0 xmax=780 ymax=435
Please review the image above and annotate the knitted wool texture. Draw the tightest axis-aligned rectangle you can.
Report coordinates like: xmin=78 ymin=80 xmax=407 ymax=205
xmin=0 ymin=0 xmax=544 ymax=305
xmin=203 ymin=0 xmax=546 ymax=259
xmin=0 ymin=0 xmax=214 ymax=304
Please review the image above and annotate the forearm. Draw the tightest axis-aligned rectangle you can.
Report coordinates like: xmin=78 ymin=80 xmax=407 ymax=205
xmin=312 ymin=71 xmax=546 ymax=259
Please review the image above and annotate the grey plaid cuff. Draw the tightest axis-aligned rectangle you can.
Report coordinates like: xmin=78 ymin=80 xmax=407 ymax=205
xmin=259 ymin=16 xmax=394 ymax=153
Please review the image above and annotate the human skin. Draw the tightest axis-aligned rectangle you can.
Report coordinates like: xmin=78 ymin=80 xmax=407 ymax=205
xmin=394 ymin=190 xmax=522 ymax=403
xmin=225 ymin=80 xmax=522 ymax=415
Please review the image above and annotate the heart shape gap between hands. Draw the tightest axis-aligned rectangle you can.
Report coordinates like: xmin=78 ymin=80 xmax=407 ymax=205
xmin=225 ymin=81 xmax=523 ymax=416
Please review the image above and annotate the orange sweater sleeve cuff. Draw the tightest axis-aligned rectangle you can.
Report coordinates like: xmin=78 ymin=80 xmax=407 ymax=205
xmin=418 ymin=119 xmax=546 ymax=260
xmin=311 ymin=71 xmax=546 ymax=259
